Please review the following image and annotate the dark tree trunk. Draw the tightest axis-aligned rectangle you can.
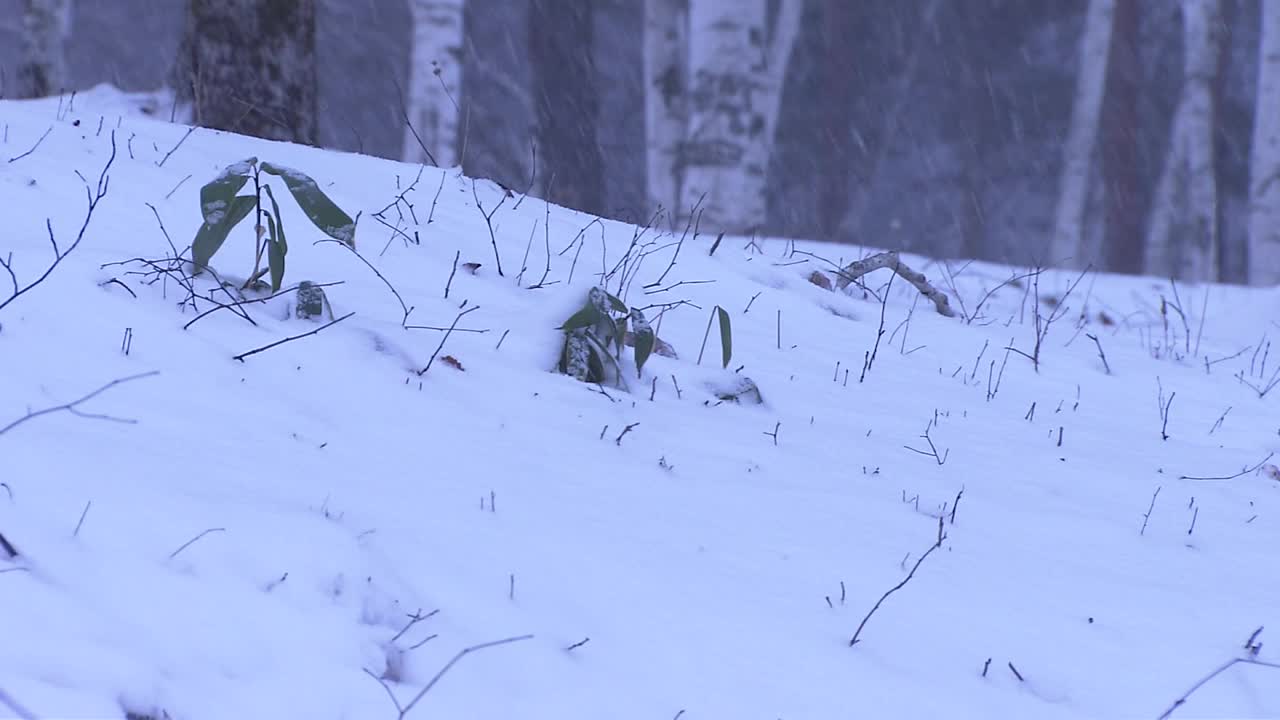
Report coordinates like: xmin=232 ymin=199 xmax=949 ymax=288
xmin=529 ymin=0 xmax=605 ymax=216
xmin=818 ymin=0 xmax=857 ymax=240
xmin=1102 ymin=0 xmax=1142 ymax=274
xmin=1212 ymin=0 xmax=1237 ymax=281
xmin=183 ymin=0 xmax=318 ymax=145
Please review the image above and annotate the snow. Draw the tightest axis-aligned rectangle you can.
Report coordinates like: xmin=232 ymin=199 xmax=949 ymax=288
xmin=2 ymin=86 xmax=1279 ymax=720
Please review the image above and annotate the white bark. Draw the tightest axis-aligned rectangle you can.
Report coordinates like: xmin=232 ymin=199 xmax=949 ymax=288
xmin=1249 ymin=0 xmax=1280 ymax=285
xmin=1145 ymin=0 xmax=1222 ymax=282
xmin=1049 ymin=0 xmax=1115 ymax=269
xmin=678 ymin=0 xmax=802 ymax=235
xmin=17 ymin=0 xmax=71 ymax=99
xmin=403 ymin=0 xmax=464 ymax=167
xmin=644 ymin=0 xmax=688 ymax=227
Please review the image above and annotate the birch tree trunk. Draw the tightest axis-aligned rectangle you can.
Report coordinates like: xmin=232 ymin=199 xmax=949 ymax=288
xmin=643 ymin=0 xmax=688 ymax=228
xmin=678 ymin=0 xmax=802 ymax=235
xmin=1249 ymin=0 xmax=1280 ymax=285
xmin=530 ymin=0 xmax=604 ymax=216
xmin=185 ymin=0 xmax=318 ymax=145
xmin=1049 ymin=0 xmax=1116 ymax=269
xmin=1145 ymin=0 xmax=1222 ymax=282
xmin=403 ymin=0 xmax=464 ymax=167
xmin=17 ymin=0 xmax=71 ymax=99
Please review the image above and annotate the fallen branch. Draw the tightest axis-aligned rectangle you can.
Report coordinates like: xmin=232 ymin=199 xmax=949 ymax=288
xmin=834 ymin=251 xmax=955 ymax=317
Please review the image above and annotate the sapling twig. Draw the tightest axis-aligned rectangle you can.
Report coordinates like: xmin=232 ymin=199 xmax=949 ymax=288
xmin=1157 ymin=629 xmax=1280 ymax=720
xmin=850 ymin=516 xmax=946 ymax=646
xmin=233 ymin=312 xmax=355 ymax=362
xmin=366 ymin=635 xmax=535 ymax=719
xmin=470 ymin=179 xmax=506 ymax=276
xmin=419 ymin=306 xmax=480 ymax=375
xmin=0 ymin=371 xmax=159 ymax=438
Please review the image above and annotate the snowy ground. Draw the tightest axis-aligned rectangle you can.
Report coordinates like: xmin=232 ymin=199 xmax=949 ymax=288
xmin=2 ymin=87 xmax=1279 ymax=720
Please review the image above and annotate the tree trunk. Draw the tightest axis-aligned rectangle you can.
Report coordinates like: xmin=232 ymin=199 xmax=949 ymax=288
xmin=678 ymin=0 xmax=802 ymax=235
xmin=17 ymin=0 xmax=71 ymax=99
xmin=643 ymin=0 xmax=688 ymax=228
xmin=1145 ymin=0 xmax=1222 ymax=282
xmin=1249 ymin=0 xmax=1280 ymax=285
xmin=185 ymin=0 xmax=318 ymax=145
xmin=1102 ymin=0 xmax=1142 ymax=275
xmin=818 ymin=0 xmax=857 ymax=240
xmin=1050 ymin=0 xmax=1116 ymax=269
xmin=530 ymin=0 xmax=605 ymax=216
xmin=403 ymin=0 xmax=464 ymax=167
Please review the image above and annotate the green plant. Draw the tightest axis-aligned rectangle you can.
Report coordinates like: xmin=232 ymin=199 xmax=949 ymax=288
xmin=191 ymin=158 xmax=356 ymax=292
xmin=556 ymin=287 xmax=656 ymax=388
xmin=697 ymin=305 xmax=733 ymax=368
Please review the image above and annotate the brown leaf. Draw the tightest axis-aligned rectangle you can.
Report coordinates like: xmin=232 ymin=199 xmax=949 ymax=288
xmin=807 ymin=271 xmax=833 ymax=291
xmin=441 ymin=355 xmax=465 ymax=371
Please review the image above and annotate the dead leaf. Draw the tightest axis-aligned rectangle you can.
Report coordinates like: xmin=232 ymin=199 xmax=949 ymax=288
xmin=441 ymin=355 xmax=465 ymax=371
xmin=807 ymin=271 xmax=833 ymax=291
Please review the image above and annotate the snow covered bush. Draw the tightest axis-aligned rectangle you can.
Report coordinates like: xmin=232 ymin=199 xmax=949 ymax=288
xmin=191 ymin=158 xmax=355 ymax=292
xmin=556 ymin=287 xmax=657 ymax=388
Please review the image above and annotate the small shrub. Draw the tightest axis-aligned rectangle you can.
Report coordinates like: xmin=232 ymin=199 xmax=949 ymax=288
xmin=556 ymin=287 xmax=657 ymax=388
xmin=191 ymin=158 xmax=356 ymax=292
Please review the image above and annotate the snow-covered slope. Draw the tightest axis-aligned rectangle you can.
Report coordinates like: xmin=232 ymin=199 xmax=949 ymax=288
xmin=2 ymin=89 xmax=1278 ymax=720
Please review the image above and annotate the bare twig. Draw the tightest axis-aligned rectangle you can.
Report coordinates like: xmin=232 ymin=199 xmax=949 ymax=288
xmin=0 ymin=371 xmax=159 ymax=438
xmin=315 ymin=239 xmax=413 ymax=326
xmin=366 ymin=635 xmax=535 ymax=719
xmin=1 ymin=131 xmax=115 ymax=314
xmin=233 ymin=312 xmax=355 ymax=362
xmin=1158 ymin=629 xmax=1280 ymax=720
xmin=850 ymin=516 xmax=946 ymax=646
xmin=6 ymin=125 xmax=52 ymax=163
xmin=0 ymin=687 xmax=37 ymax=720
xmin=1178 ymin=453 xmax=1274 ymax=482
xmin=471 ymin=180 xmax=507 ymax=276
xmin=167 ymin=527 xmax=226 ymax=560
xmin=419 ymin=306 xmax=480 ymax=375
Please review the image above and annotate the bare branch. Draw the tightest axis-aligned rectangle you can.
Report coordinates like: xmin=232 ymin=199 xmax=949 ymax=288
xmin=0 ymin=371 xmax=159 ymax=438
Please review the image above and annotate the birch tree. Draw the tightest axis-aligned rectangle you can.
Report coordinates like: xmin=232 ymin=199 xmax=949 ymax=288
xmin=643 ymin=0 xmax=688 ymax=227
xmin=1049 ymin=0 xmax=1116 ymax=269
xmin=17 ymin=0 xmax=71 ymax=99
xmin=183 ymin=0 xmax=318 ymax=145
xmin=403 ymin=0 xmax=464 ymax=167
xmin=1248 ymin=0 xmax=1280 ymax=285
xmin=677 ymin=0 xmax=802 ymax=234
xmin=1144 ymin=0 xmax=1223 ymax=282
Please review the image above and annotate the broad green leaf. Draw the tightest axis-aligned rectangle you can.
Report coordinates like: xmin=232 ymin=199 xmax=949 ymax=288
xmin=192 ymin=194 xmax=256 ymax=273
xmin=199 ymin=158 xmax=255 ymax=226
xmin=605 ymin=291 xmax=628 ymax=315
xmin=261 ymin=162 xmax=356 ymax=247
xmin=559 ymin=302 xmax=602 ymax=331
xmin=716 ymin=305 xmax=732 ymax=368
xmin=634 ymin=327 xmax=655 ymax=377
xmin=264 ymin=185 xmax=288 ymax=292
xmin=265 ymin=212 xmax=286 ymax=292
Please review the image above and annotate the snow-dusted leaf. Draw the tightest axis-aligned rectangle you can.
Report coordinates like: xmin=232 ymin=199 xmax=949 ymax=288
xmin=264 ymin=185 xmax=288 ymax=292
xmin=260 ymin=162 xmax=356 ymax=247
xmin=631 ymin=309 xmax=655 ymax=377
xmin=192 ymin=194 xmax=255 ymax=273
xmin=199 ymin=158 xmax=255 ymax=226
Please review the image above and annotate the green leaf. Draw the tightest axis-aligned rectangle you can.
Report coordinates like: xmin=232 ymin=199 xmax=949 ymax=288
xmin=264 ymin=212 xmax=285 ymax=292
xmin=260 ymin=162 xmax=356 ymax=247
xmin=634 ymin=326 xmax=655 ymax=377
xmin=605 ymin=291 xmax=628 ymax=315
xmin=199 ymin=158 xmax=255 ymax=226
xmin=559 ymin=302 xmax=602 ymax=332
xmin=264 ymin=186 xmax=288 ymax=292
xmin=192 ymin=194 xmax=256 ymax=273
xmin=716 ymin=305 xmax=732 ymax=368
